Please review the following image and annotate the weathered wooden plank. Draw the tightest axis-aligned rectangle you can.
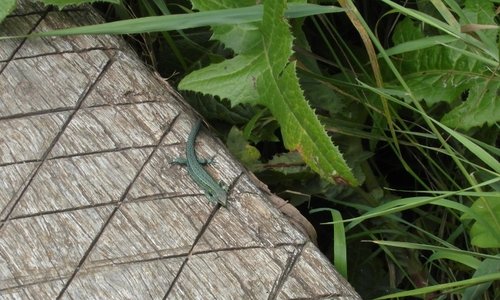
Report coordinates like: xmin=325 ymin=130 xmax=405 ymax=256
xmin=0 ymin=51 xmax=108 ymax=117
xmin=0 ymin=112 xmax=69 ymax=163
xmin=0 ymin=14 xmax=41 ymax=61
xmin=1 ymin=279 xmax=66 ymax=299
xmin=278 ymin=243 xmax=360 ymax=299
xmin=65 ymin=258 xmax=184 ymax=299
xmin=168 ymin=247 xmax=294 ymax=299
xmin=10 ymin=1 xmax=45 ymax=15
xmin=83 ymin=52 xmax=172 ymax=107
xmin=0 ymin=0 xmax=362 ymax=299
xmin=193 ymin=184 xmax=308 ymax=251
xmin=16 ymin=10 xmax=122 ymax=59
xmin=0 ymin=207 xmax=113 ymax=288
xmin=11 ymin=149 xmax=151 ymax=217
xmin=49 ymin=101 xmax=178 ymax=157
xmin=84 ymin=196 xmax=214 ymax=266
xmin=0 ymin=163 xmax=36 ymax=216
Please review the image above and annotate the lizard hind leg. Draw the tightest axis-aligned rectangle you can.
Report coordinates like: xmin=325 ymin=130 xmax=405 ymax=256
xmin=196 ymin=155 xmax=215 ymax=165
xmin=170 ymin=157 xmax=187 ymax=165
xmin=219 ymin=180 xmax=229 ymax=192
xmin=205 ymin=190 xmax=219 ymax=204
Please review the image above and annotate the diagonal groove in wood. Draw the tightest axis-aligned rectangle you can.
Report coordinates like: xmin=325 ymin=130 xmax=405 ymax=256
xmin=2 ymin=201 xmax=119 ymax=224
xmin=268 ymin=243 xmax=306 ymax=299
xmin=190 ymin=243 xmax=307 ymax=256
xmin=0 ymin=10 xmax=48 ymax=74
xmin=162 ymin=199 xmax=222 ymax=299
xmin=9 ymin=47 xmax=120 ymax=62
xmin=0 ymin=145 xmax=158 ymax=168
xmin=0 ymin=58 xmax=114 ymax=225
xmin=0 ymin=107 xmax=74 ymax=122
xmin=55 ymin=113 xmax=181 ymax=299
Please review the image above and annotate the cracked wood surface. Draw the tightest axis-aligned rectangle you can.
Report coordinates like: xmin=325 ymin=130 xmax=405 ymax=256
xmin=0 ymin=2 xmax=361 ymax=299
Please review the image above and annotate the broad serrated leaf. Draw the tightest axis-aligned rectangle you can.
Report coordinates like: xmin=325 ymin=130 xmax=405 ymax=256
xmin=266 ymin=152 xmax=307 ymax=175
xmin=388 ymin=16 xmax=499 ymax=129
xmin=179 ymin=53 xmax=264 ymax=105
xmin=390 ymin=18 xmax=483 ymax=106
xmin=0 ymin=0 xmax=15 ymax=25
xmin=192 ymin=0 xmax=307 ymax=53
xmin=177 ymin=4 xmax=343 ymax=106
xmin=463 ymin=0 xmax=498 ymax=57
xmin=191 ymin=0 xmax=261 ymax=53
xmin=441 ymin=79 xmax=500 ymax=129
xmin=270 ymin=62 xmax=357 ymax=184
xmin=180 ymin=1 xmax=356 ymax=185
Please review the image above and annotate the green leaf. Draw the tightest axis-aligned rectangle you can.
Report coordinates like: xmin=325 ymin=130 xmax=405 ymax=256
xmin=462 ymin=0 xmax=498 ymax=57
xmin=42 ymin=0 xmax=120 ymax=9
xmin=191 ymin=0 xmax=260 ymax=54
xmin=389 ymin=18 xmax=483 ymax=106
xmin=180 ymin=1 xmax=357 ymax=185
xmin=0 ymin=0 xmax=15 ymax=25
xmin=383 ymin=35 xmax=458 ymax=57
xmin=265 ymin=152 xmax=307 ymax=175
xmin=381 ymin=0 xmax=497 ymax=61
xmin=387 ymin=17 xmax=499 ymax=129
xmin=226 ymin=126 xmax=261 ymax=169
xmin=463 ymin=258 xmax=500 ymax=300
xmin=180 ymin=51 xmax=263 ymax=106
xmin=463 ymin=196 xmax=500 ymax=248
xmin=441 ymin=76 xmax=500 ymax=130
xmin=372 ymin=240 xmax=499 ymax=260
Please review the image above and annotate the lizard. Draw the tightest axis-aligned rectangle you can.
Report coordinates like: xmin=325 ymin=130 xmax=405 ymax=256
xmin=174 ymin=119 xmax=228 ymax=207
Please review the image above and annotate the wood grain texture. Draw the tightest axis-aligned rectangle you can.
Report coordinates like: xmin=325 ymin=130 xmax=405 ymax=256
xmin=0 ymin=1 xmax=361 ymax=299
xmin=0 ymin=14 xmax=40 ymax=60
xmin=0 ymin=52 xmax=108 ymax=117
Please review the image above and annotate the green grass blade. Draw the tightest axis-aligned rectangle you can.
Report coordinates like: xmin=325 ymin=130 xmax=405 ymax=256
xmin=381 ymin=0 xmax=497 ymax=60
xmin=311 ymin=208 xmax=348 ymax=278
xmin=432 ymin=120 xmax=500 ymax=173
xmin=382 ymin=35 xmax=457 ymax=57
xmin=463 ymin=258 xmax=500 ymax=300
xmin=428 ymin=252 xmax=481 ymax=269
xmin=371 ymin=240 xmax=500 ymax=260
xmin=374 ymin=272 xmax=500 ymax=299
xmin=1 ymin=4 xmax=343 ymax=38
xmin=327 ymin=178 xmax=500 ymax=228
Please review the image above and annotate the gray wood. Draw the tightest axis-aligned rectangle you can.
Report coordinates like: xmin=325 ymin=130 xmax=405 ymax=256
xmin=0 ymin=1 xmax=361 ymax=299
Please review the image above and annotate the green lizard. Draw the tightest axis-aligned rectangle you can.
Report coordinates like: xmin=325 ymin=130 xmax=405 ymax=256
xmin=174 ymin=119 xmax=228 ymax=207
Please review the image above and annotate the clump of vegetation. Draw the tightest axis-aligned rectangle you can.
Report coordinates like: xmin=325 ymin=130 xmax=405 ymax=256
xmin=2 ymin=0 xmax=498 ymax=298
